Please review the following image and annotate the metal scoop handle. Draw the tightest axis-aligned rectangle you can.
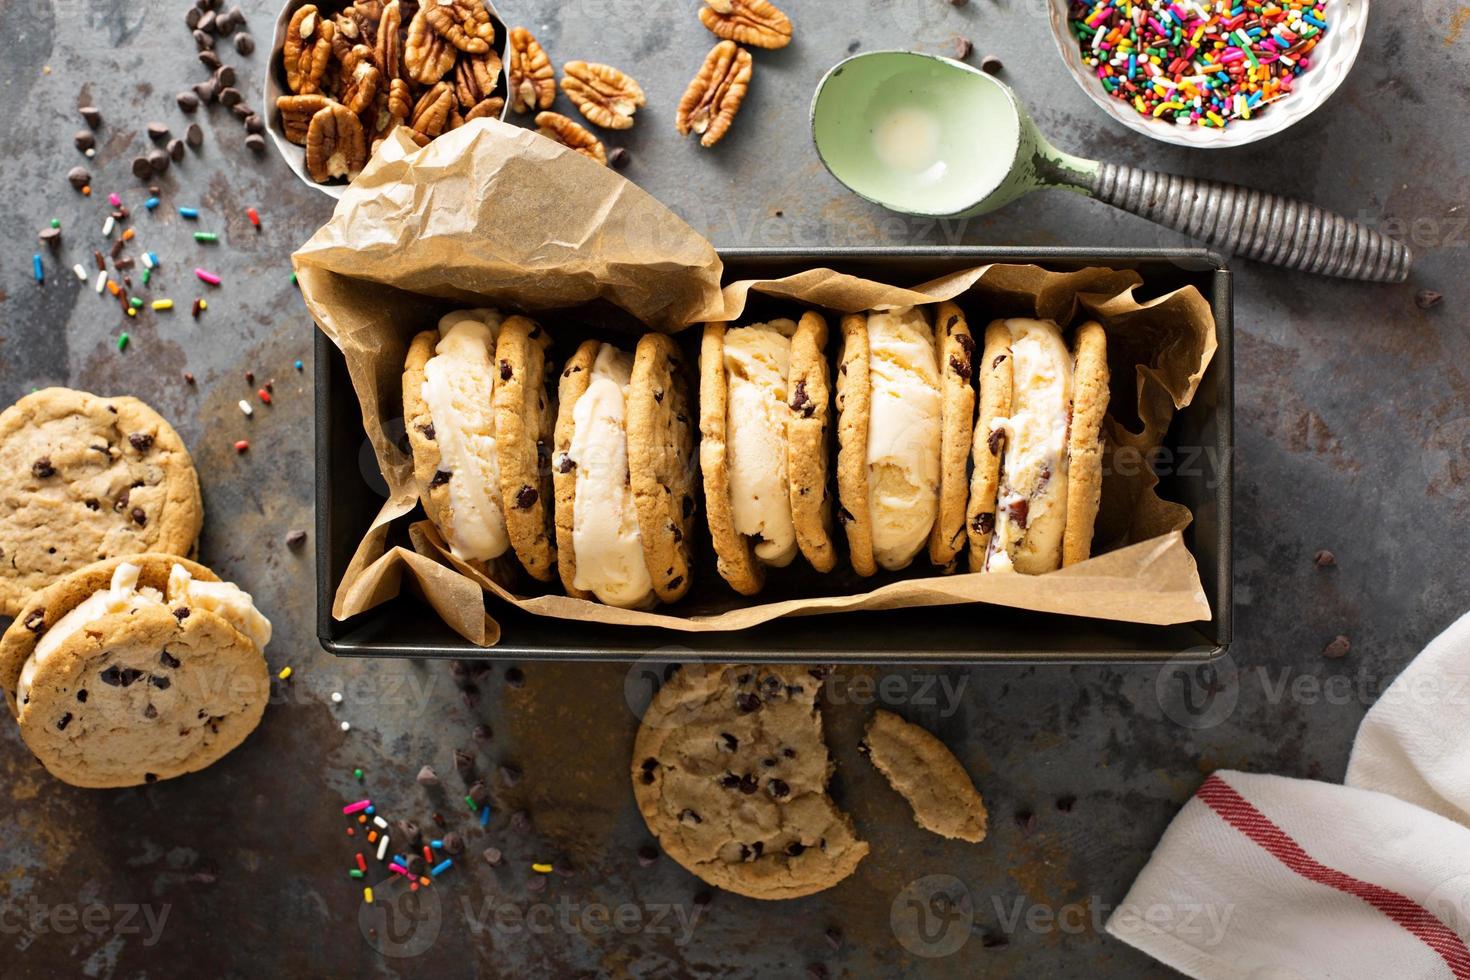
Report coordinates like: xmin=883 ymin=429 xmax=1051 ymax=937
xmin=1087 ymin=162 xmax=1412 ymax=282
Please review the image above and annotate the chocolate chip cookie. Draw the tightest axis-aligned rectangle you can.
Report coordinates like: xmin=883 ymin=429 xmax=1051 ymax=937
xmin=929 ymin=301 xmax=976 ymax=570
xmin=0 ymin=554 xmax=270 ymax=788
xmin=632 ymin=663 xmax=869 ymax=900
xmin=786 ymin=311 xmax=836 ymax=574
xmin=1064 ymin=321 xmax=1109 ymax=567
xmin=862 ymin=709 xmax=988 ymax=843
xmin=626 ymin=333 xmax=697 ymax=604
xmin=492 ymin=315 xmax=557 ymax=582
xmin=0 ymin=388 xmax=203 ymax=617
xmin=966 ymin=320 xmax=1015 ymax=571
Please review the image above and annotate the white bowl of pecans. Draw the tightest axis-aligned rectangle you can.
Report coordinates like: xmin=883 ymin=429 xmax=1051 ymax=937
xmin=265 ymin=0 xmax=509 ymax=197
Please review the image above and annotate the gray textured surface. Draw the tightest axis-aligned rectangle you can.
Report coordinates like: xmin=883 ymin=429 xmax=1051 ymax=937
xmin=0 ymin=0 xmax=1466 ymax=976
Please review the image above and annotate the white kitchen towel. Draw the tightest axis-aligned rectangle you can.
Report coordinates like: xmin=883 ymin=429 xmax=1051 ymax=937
xmin=1106 ymin=612 xmax=1470 ymax=980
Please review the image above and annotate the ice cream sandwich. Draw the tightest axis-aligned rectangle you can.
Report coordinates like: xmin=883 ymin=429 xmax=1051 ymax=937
xmin=966 ymin=318 xmax=1109 ymax=574
xmin=553 ymin=335 xmax=697 ymax=608
xmin=402 ymin=309 xmax=557 ymax=582
xmin=835 ymin=304 xmax=974 ymax=576
xmin=699 ymin=312 xmax=836 ymax=595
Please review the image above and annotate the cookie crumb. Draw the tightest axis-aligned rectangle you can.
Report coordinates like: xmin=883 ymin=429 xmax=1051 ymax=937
xmin=1313 ymin=549 xmax=1336 ymax=568
xmin=1322 ymin=635 xmax=1351 ymax=659
xmin=286 ymin=529 xmax=308 ymax=550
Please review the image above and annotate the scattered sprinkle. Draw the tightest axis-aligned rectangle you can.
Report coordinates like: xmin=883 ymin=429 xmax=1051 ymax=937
xmin=151 ymin=299 xmax=174 ymax=311
xmin=353 ymin=767 xmax=363 ymax=780
xmin=194 ymin=232 xmax=219 ymax=243
xmin=430 ymin=859 xmax=453 ymax=877
xmin=332 ymin=692 xmax=344 ymax=703
xmin=178 ymin=206 xmax=200 ymax=219
xmin=238 ymin=399 xmax=253 ymax=417
xmin=195 ymin=268 xmax=222 ymax=286
xmin=116 ymin=333 xmax=129 ymax=352
xmin=341 ymin=721 xmax=351 ymax=732
xmin=362 ymin=887 xmax=373 ymax=905
xmin=531 ymin=863 xmax=554 ymax=874
xmin=94 ymin=271 xmax=107 ymax=294
xmin=145 ymin=196 xmax=160 ymax=210
xmin=278 ymin=666 xmax=293 ymax=680
xmin=343 ymin=800 xmax=372 ymax=815
xmin=257 ymin=388 xmax=272 ymax=405
xmin=247 ymin=207 xmax=261 ymax=228
xmin=32 ymin=255 xmax=43 ymax=285
xmin=102 ymin=216 xmax=115 ymax=237
xmin=121 ymin=227 xmax=135 ymax=242
xmin=72 ymin=263 xmax=88 ymax=281
xmin=377 ymin=834 xmax=390 ymax=862
xmin=294 ymin=359 xmax=304 ymax=371
xmin=233 ymin=439 xmax=249 ymax=453
xmin=108 ymin=192 xmax=122 ymax=207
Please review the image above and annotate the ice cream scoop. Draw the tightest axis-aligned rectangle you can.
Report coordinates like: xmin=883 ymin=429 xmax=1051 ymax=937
xmin=810 ymin=50 xmax=1410 ymax=282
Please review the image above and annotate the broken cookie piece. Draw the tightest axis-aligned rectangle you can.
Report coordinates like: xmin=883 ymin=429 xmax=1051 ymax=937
xmin=862 ymin=709 xmax=988 ymax=843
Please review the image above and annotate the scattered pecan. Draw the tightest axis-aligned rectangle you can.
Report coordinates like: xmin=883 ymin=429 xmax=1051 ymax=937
xmin=534 ymin=111 xmax=606 ymax=165
xmin=561 ymin=61 xmax=645 ymax=130
xmin=698 ymin=0 xmax=792 ymax=49
xmin=676 ymin=40 xmax=752 ymax=147
xmin=373 ymin=0 xmax=402 ymax=78
xmin=277 ymin=93 xmax=333 ymax=144
xmin=464 ymin=96 xmax=505 ymax=122
xmin=410 ymin=81 xmax=455 ymax=137
xmin=507 ymin=27 xmax=555 ymax=114
xmin=426 ymin=0 xmax=495 ymax=53
xmin=454 ymin=50 xmax=502 ymax=108
xmin=285 ymin=5 xmax=336 ymax=94
xmin=306 ymin=102 xmax=368 ymax=182
xmin=340 ymin=55 xmax=382 ymax=115
xmin=405 ymin=6 xmax=458 ymax=84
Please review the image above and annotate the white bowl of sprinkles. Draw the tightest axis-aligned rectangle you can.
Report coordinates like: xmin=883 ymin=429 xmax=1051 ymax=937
xmin=1046 ymin=0 xmax=1368 ymax=148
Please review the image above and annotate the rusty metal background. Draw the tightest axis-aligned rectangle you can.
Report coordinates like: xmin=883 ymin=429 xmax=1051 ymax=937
xmin=1 ymin=0 xmax=1466 ymax=976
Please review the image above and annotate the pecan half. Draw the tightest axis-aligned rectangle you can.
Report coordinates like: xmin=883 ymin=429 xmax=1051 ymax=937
xmin=454 ymin=49 xmax=502 ymax=109
xmin=676 ymin=41 xmax=752 ymax=147
xmin=534 ymin=111 xmax=606 ymax=165
xmin=464 ymin=96 xmax=505 ymax=122
xmin=507 ymin=27 xmax=555 ymax=114
xmin=373 ymin=0 xmax=402 ymax=79
xmin=306 ymin=103 xmax=368 ymax=182
xmin=277 ymin=93 xmax=333 ymax=144
xmin=410 ymin=81 xmax=455 ymax=137
xmin=699 ymin=0 xmax=792 ymax=49
xmin=405 ymin=6 xmax=457 ymax=84
xmin=425 ymin=0 xmax=495 ymax=54
xmin=285 ymin=5 xmax=336 ymax=94
xmin=561 ymin=61 xmax=645 ymax=130
xmin=341 ymin=52 xmax=382 ymax=115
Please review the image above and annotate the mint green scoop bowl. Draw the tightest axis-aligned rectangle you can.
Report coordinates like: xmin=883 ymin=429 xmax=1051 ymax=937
xmin=810 ymin=50 xmax=1411 ymax=282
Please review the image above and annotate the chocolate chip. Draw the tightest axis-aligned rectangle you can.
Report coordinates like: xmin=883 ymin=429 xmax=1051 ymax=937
xmin=972 ymin=512 xmax=995 ymax=535
xmin=100 ymin=666 xmax=143 ymax=687
xmin=286 ymin=529 xmax=308 ymax=550
xmin=980 ymin=55 xmax=1004 ymax=74
xmin=231 ymin=101 xmax=255 ymax=121
xmin=131 ymin=507 xmax=147 ymax=526
xmin=147 ymin=122 xmax=170 ymax=142
xmin=147 ymin=149 xmax=170 ymax=175
xmin=67 ymin=166 xmax=91 ymax=191
xmin=57 ymin=713 xmax=72 ymax=730
xmin=738 ymin=773 xmax=760 ymax=794
xmin=235 ymin=32 xmax=255 ymax=55
xmin=244 ymin=114 xmax=263 ymax=134
xmin=718 ymin=773 xmax=741 ymax=789
xmin=499 ymin=359 xmax=512 ymax=381
xmin=1322 ymin=635 xmax=1351 ymax=659
xmin=32 ymin=457 xmax=55 ymax=478
xmin=128 ymin=432 xmax=155 ymax=452
xmin=436 ymin=831 xmax=462 ymax=856
xmin=608 ymin=147 xmax=630 ymax=169
xmin=218 ymin=86 xmax=242 ymax=107
xmin=160 ymin=650 xmax=181 ymax=668
xmin=837 ymin=507 xmax=854 ymax=526
xmin=667 ymin=575 xmax=684 ymax=591
xmin=197 ymin=8 xmax=217 ymax=31
xmin=429 ymin=470 xmax=451 ymax=487
xmin=637 ymin=844 xmax=659 ymax=866
xmin=481 ymin=847 xmax=503 ymax=867
xmin=150 ymin=674 xmax=171 ymax=690
xmin=24 ymin=609 xmax=45 ymax=633
xmin=79 ymin=106 xmax=102 ymax=128
xmin=194 ymin=78 xmax=217 ymax=102
xmin=526 ymin=874 xmax=547 ymax=894
xmin=786 ymin=841 xmax=807 ymax=856
xmin=144 ymin=773 xmax=158 ymax=783
xmin=185 ymin=6 xmax=201 ymax=27
xmin=1314 ymin=549 xmax=1336 ymax=568
xmin=193 ymin=28 xmax=214 ymax=49
xmin=791 ymin=379 xmax=814 ymax=417
xmin=168 ymin=138 xmax=186 ymax=162
xmin=987 ymin=428 xmax=1005 ymax=457
xmin=679 ymin=808 xmax=702 ymax=825
xmin=454 ymin=748 xmax=477 ymax=780
xmin=498 ymin=764 xmax=522 ymax=787
xmin=244 ymin=132 xmax=267 ymax=154
xmin=144 ymin=704 xmax=158 ymax=719
xmin=417 ymin=764 xmax=439 ymax=786
xmin=114 ymin=489 xmax=130 ymax=511
xmin=766 ymin=778 xmax=791 ymax=798
xmin=953 ymin=36 xmax=973 ymax=59
xmin=718 ymin=732 xmax=739 ymax=752
xmin=735 ymin=692 xmax=761 ymax=713
xmin=74 ymin=130 xmax=95 ymax=153
xmin=76 ymin=689 xmax=87 ymax=702
xmin=1006 ymin=499 xmax=1029 ymax=530
xmin=515 ymin=485 xmax=538 ymax=509
xmin=992 ymin=353 xmax=1008 ymax=368
xmin=39 ymin=227 xmax=61 ymax=249
xmin=1415 ymin=290 xmax=1444 ymax=310
xmin=1055 ymin=794 xmax=1076 ymax=813
xmin=510 ymin=810 xmax=531 ymax=832
xmin=472 ymin=724 xmax=492 ymax=743
xmin=555 ymin=454 xmax=575 ymax=474
xmin=949 ymin=353 xmax=972 ymax=381
xmin=505 ymin=666 xmax=525 ymax=688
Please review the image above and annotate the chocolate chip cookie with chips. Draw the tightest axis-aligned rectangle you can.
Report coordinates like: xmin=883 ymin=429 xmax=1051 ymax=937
xmin=0 ymin=387 xmax=203 ymax=617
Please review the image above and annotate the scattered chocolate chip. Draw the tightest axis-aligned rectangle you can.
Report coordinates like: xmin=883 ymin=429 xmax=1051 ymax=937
xmin=1314 ymin=549 xmax=1336 ymax=568
xmin=74 ymin=130 xmax=95 ymax=153
xmin=185 ymin=123 xmax=205 ymax=150
xmin=146 ymin=122 xmax=170 ymax=142
xmin=637 ymin=844 xmax=659 ymax=867
xmin=285 ymin=529 xmax=308 ymax=550
xmin=1014 ymin=809 xmax=1038 ymax=834
xmin=160 ymin=650 xmax=182 ymax=668
xmin=244 ymin=113 xmax=264 ymax=134
xmin=824 ymin=927 xmax=843 ymax=951
xmin=185 ymin=6 xmax=201 ymax=28
xmin=498 ymin=764 xmax=522 ymax=787
xmin=39 ymin=227 xmax=61 ymax=249
xmin=183 ymin=372 xmax=196 ymax=385
xmin=193 ymin=28 xmax=214 ymax=49
xmin=515 ymin=485 xmax=538 ymax=509
xmin=472 ymin=724 xmax=493 ymax=743
xmin=766 ymin=778 xmax=791 ymax=798
xmin=1055 ymin=794 xmax=1076 ymax=813
xmin=608 ymin=147 xmax=630 ymax=169
xmin=395 ymin=819 xmax=423 ymax=847
xmin=980 ymin=55 xmax=1004 ymax=74
xmin=953 ymin=36 xmax=973 ymax=59
xmin=482 ymin=847 xmax=502 ymax=866
xmin=949 ymin=353 xmax=973 ymax=380
xmin=235 ymin=32 xmax=255 ymax=55
xmin=147 ymin=148 xmax=171 ymax=175
xmin=219 ymin=86 xmax=243 ymax=107
xmin=440 ymin=831 xmax=464 ymax=856
xmin=131 ymin=507 xmax=147 ymax=526
xmin=505 ymin=666 xmax=525 ymax=688
xmin=198 ymin=9 xmax=217 ymax=32
xmin=32 ymin=457 xmax=55 ymax=479
xmin=416 ymin=764 xmax=439 ymax=786
xmin=57 ymin=713 xmax=72 ymax=730
xmin=244 ymin=133 xmax=267 ymax=156
xmin=231 ymin=101 xmax=255 ymax=120
xmin=1415 ymin=290 xmax=1444 ymax=310
xmin=79 ymin=105 xmax=102 ymax=128
xmin=168 ymin=138 xmax=186 ymax=162
xmin=194 ymin=78 xmax=218 ymax=102
xmin=526 ymin=874 xmax=547 ymax=894
xmin=1322 ymin=635 xmax=1351 ymax=659
xmin=467 ymin=780 xmax=491 ymax=806
xmin=67 ymin=166 xmax=91 ymax=191
xmin=509 ymin=810 xmax=530 ymax=832
xmin=454 ymin=748 xmax=477 ymax=780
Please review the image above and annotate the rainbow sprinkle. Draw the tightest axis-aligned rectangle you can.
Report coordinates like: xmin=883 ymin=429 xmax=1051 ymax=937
xmin=1067 ymin=0 xmax=1328 ymax=129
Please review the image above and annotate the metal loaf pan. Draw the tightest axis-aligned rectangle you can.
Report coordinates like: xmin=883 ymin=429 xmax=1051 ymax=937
xmin=316 ymin=247 xmax=1233 ymax=664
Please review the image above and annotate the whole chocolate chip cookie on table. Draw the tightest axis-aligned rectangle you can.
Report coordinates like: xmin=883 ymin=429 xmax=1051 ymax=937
xmin=0 ymin=388 xmax=203 ymax=617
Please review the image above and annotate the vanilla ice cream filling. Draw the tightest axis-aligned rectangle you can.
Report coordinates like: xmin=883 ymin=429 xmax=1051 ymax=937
xmin=865 ymin=306 xmax=942 ymax=571
xmin=724 ymin=320 xmax=798 ymax=566
xmin=986 ymin=319 xmax=1073 ymax=574
xmin=421 ymin=310 xmax=510 ymax=562
xmin=16 ymin=562 xmax=272 ymax=707
xmin=568 ymin=344 xmax=654 ymax=608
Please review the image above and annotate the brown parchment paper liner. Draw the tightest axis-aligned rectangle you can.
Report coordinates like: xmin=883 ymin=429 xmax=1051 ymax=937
xmin=295 ymin=120 xmax=1217 ymax=646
